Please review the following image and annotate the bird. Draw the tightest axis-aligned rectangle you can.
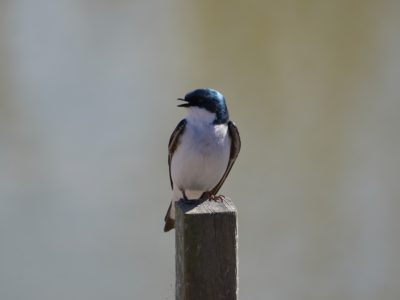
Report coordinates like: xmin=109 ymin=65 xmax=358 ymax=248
xmin=164 ymin=88 xmax=241 ymax=232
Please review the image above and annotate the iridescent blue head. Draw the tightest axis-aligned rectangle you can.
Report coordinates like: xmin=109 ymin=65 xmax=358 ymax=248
xmin=177 ymin=88 xmax=229 ymax=124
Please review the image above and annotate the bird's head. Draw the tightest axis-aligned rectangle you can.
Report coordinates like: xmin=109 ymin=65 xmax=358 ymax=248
xmin=177 ymin=88 xmax=229 ymax=124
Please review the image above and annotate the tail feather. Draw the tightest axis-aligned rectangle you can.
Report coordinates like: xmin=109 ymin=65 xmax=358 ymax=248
xmin=163 ymin=202 xmax=175 ymax=232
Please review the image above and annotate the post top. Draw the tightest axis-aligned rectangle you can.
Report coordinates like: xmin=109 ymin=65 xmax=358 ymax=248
xmin=176 ymin=197 xmax=237 ymax=215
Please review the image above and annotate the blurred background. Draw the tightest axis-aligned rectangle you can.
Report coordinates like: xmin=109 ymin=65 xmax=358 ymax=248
xmin=1 ymin=1 xmax=399 ymax=299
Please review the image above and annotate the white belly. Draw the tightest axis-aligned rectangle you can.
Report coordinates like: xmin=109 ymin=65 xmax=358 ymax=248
xmin=171 ymin=122 xmax=230 ymax=199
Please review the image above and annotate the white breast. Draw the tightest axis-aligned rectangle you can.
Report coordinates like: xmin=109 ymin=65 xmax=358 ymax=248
xmin=170 ymin=108 xmax=231 ymax=200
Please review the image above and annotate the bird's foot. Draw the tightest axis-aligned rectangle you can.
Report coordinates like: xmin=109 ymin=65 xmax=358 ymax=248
xmin=210 ymin=194 xmax=225 ymax=202
xmin=202 ymin=192 xmax=225 ymax=202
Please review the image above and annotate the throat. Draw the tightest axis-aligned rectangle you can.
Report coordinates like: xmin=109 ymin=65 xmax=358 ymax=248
xmin=186 ymin=107 xmax=216 ymax=125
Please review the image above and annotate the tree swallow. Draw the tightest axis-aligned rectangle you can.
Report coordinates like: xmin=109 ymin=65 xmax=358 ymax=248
xmin=164 ymin=88 xmax=241 ymax=232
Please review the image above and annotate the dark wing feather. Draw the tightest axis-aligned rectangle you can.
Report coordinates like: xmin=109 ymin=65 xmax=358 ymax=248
xmin=168 ymin=119 xmax=187 ymax=189
xmin=211 ymin=121 xmax=241 ymax=195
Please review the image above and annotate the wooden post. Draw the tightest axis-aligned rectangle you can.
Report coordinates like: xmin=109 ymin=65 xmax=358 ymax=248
xmin=175 ymin=198 xmax=238 ymax=300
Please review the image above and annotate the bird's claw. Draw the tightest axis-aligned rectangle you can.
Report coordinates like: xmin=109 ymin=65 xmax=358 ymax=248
xmin=210 ymin=194 xmax=225 ymax=202
xmin=203 ymin=192 xmax=225 ymax=202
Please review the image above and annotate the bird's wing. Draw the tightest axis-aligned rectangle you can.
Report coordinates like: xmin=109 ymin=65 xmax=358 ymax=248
xmin=168 ymin=119 xmax=187 ymax=189
xmin=211 ymin=121 xmax=241 ymax=195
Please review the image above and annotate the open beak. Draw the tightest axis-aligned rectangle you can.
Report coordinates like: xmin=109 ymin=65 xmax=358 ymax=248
xmin=177 ymin=98 xmax=190 ymax=107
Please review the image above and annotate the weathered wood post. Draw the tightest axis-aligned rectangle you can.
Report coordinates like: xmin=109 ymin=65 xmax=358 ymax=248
xmin=175 ymin=198 xmax=238 ymax=300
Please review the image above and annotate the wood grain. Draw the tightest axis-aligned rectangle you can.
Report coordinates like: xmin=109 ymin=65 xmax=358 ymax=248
xmin=175 ymin=198 xmax=238 ymax=300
